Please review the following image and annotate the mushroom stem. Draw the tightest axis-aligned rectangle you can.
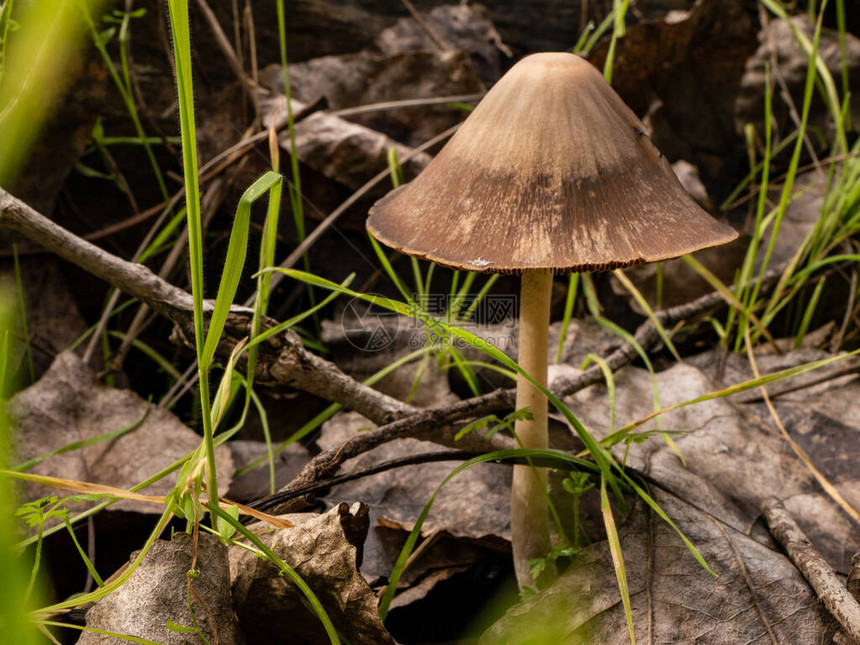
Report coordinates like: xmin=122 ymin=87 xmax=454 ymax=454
xmin=511 ymin=268 xmax=556 ymax=589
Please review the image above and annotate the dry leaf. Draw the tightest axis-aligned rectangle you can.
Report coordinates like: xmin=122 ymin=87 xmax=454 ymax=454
xmin=10 ymin=351 xmax=233 ymax=514
xmin=78 ymin=532 xmax=242 ymax=645
xmin=482 ymin=353 xmax=860 ymax=643
xmin=230 ymin=502 xmax=396 ymax=645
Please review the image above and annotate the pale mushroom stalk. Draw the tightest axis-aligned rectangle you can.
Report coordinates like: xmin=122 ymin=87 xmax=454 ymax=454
xmin=511 ymin=268 xmax=555 ymax=587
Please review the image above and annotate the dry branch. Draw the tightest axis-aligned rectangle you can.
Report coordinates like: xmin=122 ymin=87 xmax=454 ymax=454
xmin=0 ymin=186 xmax=786 ymax=512
xmin=0 ymin=188 xmax=409 ymax=425
xmin=762 ymin=497 xmax=860 ymax=643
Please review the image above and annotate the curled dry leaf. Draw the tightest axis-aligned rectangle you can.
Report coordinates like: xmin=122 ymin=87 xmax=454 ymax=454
xmin=312 ymin=428 xmax=514 ymax=614
xmin=9 ymin=351 xmax=233 ymax=514
xmin=78 ymin=532 xmax=242 ymax=645
xmin=230 ymin=502 xmax=396 ymax=645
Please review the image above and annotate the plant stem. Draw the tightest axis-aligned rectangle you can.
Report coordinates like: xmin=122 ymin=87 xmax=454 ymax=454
xmin=165 ymin=0 xmax=218 ymax=522
xmin=511 ymin=268 xmax=556 ymax=589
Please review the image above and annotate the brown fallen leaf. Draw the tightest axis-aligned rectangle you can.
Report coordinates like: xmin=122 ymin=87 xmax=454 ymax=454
xmin=260 ymin=94 xmax=432 ymax=194
xmin=9 ymin=351 xmax=233 ymax=515
xmin=481 ymin=351 xmax=860 ymax=643
xmin=78 ymin=532 xmax=242 ymax=645
xmin=373 ymin=4 xmax=508 ymax=84
xmin=318 ymin=412 xmax=511 ymax=584
xmin=270 ymin=48 xmax=483 ymax=146
xmin=589 ymin=0 xmax=758 ymax=189
xmin=230 ymin=502 xmax=396 ymax=645
xmin=480 ymin=492 xmax=834 ymax=644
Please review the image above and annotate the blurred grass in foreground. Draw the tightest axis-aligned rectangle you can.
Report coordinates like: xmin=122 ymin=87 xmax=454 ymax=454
xmin=0 ymin=0 xmax=104 ymax=186
xmin=0 ymin=284 xmax=43 ymax=643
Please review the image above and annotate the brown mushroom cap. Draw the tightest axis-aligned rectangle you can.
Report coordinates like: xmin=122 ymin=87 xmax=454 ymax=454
xmin=367 ymin=52 xmax=737 ymax=273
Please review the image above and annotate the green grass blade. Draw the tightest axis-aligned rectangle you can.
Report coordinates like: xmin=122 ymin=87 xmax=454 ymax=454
xmin=459 ymin=273 xmax=499 ymax=323
xmin=33 ymin=504 xmax=174 ymax=614
xmin=36 ymin=621 xmax=163 ymax=645
xmin=78 ymin=2 xmax=168 ymax=200
xmin=601 ymin=477 xmax=635 ymax=644
xmin=581 ymin=354 xmax=616 ymax=432
xmin=555 ymin=273 xmax=579 ymax=364
xmin=201 ymin=171 xmax=282 ymax=368
xmin=13 ymin=406 xmax=150 ymax=472
xmin=731 ymin=64 xmax=774 ymax=349
xmin=107 ymin=331 xmax=181 ymax=382
xmin=582 ymin=276 xmax=680 ymax=462
xmin=793 ymin=276 xmax=826 ymax=349
xmin=613 ymin=269 xmax=681 ymax=362
xmin=63 ymin=517 xmax=104 ymax=587
xmin=760 ymin=0 xmax=845 ymax=153
xmin=164 ymin=0 xmax=220 ymax=518
xmin=0 ymin=0 xmax=15 ymax=84
xmin=248 ymin=388 xmax=276 ymax=494
xmin=244 ymin=274 xmax=354 ymax=353
xmin=754 ymin=3 xmax=831 ymax=335
xmin=367 ymin=234 xmax=416 ymax=305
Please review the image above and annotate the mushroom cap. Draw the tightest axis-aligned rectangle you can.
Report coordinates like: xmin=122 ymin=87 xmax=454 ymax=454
xmin=367 ymin=52 xmax=737 ymax=273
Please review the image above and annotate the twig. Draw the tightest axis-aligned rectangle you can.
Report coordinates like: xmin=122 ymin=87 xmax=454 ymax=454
xmin=195 ymin=0 xmax=259 ymax=123
xmin=0 ymin=188 xmax=411 ymax=425
xmin=761 ymin=497 xmax=860 ymax=642
xmin=0 ymin=190 xmax=195 ymax=325
xmin=82 ymin=187 xmax=181 ymax=365
xmin=399 ymin=0 xmax=448 ymax=51
xmin=248 ymin=448 xmax=607 ymax=513
xmin=745 ymin=332 xmax=860 ymax=524
xmin=332 ymin=94 xmax=482 ymax=118
xmin=0 ymin=186 xmax=793 ymax=515
xmin=248 ymin=450 xmax=480 ymax=511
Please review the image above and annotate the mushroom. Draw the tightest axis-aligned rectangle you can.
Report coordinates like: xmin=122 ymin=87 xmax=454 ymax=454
xmin=367 ymin=52 xmax=737 ymax=589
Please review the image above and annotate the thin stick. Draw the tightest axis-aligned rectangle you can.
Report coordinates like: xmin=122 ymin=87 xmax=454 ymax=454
xmin=332 ymin=94 xmax=482 ymax=118
xmin=761 ymin=497 xmax=860 ymax=642
xmin=745 ymin=328 xmax=860 ymax=524
xmin=399 ymin=0 xmax=448 ymax=51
